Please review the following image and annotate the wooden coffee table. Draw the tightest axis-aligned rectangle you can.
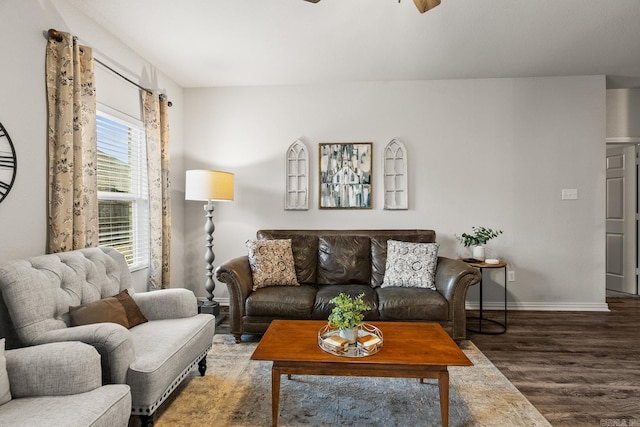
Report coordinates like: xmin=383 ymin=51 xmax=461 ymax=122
xmin=251 ymin=320 xmax=472 ymax=427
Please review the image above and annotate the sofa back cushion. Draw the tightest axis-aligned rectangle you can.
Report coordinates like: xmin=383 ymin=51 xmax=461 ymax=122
xmin=257 ymin=230 xmax=436 ymax=288
xmin=317 ymin=235 xmax=371 ymax=285
xmin=0 ymin=247 xmax=131 ymax=345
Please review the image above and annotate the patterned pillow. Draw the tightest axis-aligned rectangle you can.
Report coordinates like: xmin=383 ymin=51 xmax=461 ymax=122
xmin=0 ymin=339 xmax=11 ymax=406
xmin=246 ymin=239 xmax=300 ymax=291
xmin=381 ymin=240 xmax=439 ymax=290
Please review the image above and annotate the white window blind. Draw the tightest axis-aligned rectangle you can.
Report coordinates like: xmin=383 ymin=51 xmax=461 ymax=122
xmin=97 ymin=109 xmax=149 ymax=270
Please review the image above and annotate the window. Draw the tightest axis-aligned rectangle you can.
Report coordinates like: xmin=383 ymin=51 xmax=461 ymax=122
xmin=97 ymin=107 xmax=149 ymax=270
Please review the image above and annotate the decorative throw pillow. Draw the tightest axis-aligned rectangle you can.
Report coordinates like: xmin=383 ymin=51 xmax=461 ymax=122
xmin=246 ymin=239 xmax=300 ymax=291
xmin=69 ymin=297 xmax=130 ymax=328
xmin=114 ymin=289 xmax=148 ymax=328
xmin=0 ymin=339 xmax=10 ymax=406
xmin=381 ymin=240 xmax=439 ymax=290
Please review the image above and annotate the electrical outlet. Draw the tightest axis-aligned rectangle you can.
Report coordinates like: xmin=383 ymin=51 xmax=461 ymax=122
xmin=561 ymin=189 xmax=578 ymax=200
xmin=508 ymin=270 xmax=516 ymax=282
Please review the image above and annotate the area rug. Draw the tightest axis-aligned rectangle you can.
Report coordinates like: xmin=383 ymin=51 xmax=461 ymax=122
xmin=153 ymin=334 xmax=551 ymax=427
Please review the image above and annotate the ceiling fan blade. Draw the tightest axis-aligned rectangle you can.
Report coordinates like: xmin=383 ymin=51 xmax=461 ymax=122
xmin=413 ymin=0 xmax=441 ymax=13
xmin=303 ymin=0 xmax=321 ymax=3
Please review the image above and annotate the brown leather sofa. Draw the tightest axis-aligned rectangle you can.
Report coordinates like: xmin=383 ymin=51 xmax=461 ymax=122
xmin=215 ymin=229 xmax=481 ymax=343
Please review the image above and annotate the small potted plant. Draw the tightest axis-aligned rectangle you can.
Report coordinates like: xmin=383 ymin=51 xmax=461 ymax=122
xmin=456 ymin=226 xmax=503 ymax=260
xmin=328 ymin=292 xmax=372 ymax=344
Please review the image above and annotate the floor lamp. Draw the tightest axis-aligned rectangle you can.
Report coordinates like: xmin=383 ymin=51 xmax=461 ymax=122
xmin=185 ymin=170 xmax=234 ymax=316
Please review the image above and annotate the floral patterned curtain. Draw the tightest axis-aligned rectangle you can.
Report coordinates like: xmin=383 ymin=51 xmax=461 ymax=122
xmin=143 ymin=91 xmax=171 ymax=289
xmin=45 ymin=32 xmax=97 ymax=253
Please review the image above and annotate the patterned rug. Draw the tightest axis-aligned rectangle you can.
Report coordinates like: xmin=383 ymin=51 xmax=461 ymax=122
xmin=153 ymin=334 xmax=551 ymax=427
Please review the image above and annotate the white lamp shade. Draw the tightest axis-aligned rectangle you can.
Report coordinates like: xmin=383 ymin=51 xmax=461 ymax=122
xmin=185 ymin=170 xmax=234 ymax=201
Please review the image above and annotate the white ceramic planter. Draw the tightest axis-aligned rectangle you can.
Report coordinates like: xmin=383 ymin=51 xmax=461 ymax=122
xmin=472 ymin=245 xmax=485 ymax=260
xmin=339 ymin=327 xmax=358 ymax=344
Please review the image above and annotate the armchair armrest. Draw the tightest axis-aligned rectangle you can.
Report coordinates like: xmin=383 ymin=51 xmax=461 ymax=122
xmin=5 ymin=341 xmax=102 ymax=398
xmin=131 ymin=288 xmax=198 ymax=320
xmin=33 ymin=323 xmax=134 ymax=384
xmin=215 ymin=256 xmax=253 ymax=336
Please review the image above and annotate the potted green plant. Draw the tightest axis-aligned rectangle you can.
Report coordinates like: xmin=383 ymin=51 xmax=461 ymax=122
xmin=456 ymin=226 xmax=503 ymax=260
xmin=328 ymin=292 xmax=372 ymax=344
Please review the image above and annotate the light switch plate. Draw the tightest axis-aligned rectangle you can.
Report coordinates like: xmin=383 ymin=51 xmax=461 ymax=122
xmin=561 ymin=189 xmax=578 ymax=200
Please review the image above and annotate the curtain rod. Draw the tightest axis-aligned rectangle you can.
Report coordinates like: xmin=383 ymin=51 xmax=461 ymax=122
xmin=47 ymin=29 xmax=172 ymax=107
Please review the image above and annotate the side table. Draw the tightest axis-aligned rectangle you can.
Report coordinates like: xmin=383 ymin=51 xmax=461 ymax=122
xmin=463 ymin=260 xmax=508 ymax=335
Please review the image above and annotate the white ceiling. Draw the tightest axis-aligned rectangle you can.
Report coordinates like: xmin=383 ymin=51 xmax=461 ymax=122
xmin=64 ymin=0 xmax=640 ymax=88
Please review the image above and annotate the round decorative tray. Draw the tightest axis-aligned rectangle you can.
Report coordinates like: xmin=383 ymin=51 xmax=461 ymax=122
xmin=318 ymin=323 xmax=383 ymax=357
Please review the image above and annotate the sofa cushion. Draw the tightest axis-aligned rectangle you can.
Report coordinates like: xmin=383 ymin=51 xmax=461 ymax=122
xmin=317 ymin=235 xmax=371 ymax=285
xmin=246 ymin=239 xmax=299 ymax=290
xmin=127 ymin=314 xmax=215 ymax=412
xmin=0 ymin=339 xmax=10 ymax=406
xmin=376 ymin=287 xmax=448 ymax=320
xmin=0 ymin=383 xmax=131 ymax=427
xmin=370 ymin=233 xmax=437 ymax=288
xmin=257 ymin=231 xmax=319 ymax=284
xmin=245 ymin=285 xmax=317 ymax=318
xmin=69 ymin=297 xmax=129 ymax=328
xmin=381 ymin=241 xmax=439 ymax=290
xmin=114 ymin=289 xmax=148 ymax=328
xmin=311 ymin=284 xmax=380 ymax=320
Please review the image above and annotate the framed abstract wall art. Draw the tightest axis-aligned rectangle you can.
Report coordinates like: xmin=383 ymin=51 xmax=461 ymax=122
xmin=319 ymin=143 xmax=372 ymax=209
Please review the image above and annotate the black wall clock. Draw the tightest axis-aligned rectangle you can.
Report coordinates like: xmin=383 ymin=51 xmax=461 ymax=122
xmin=0 ymin=120 xmax=17 ymax=204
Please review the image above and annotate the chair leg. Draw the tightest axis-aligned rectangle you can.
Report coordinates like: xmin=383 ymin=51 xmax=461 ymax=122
xmin=140 ymin=415 xmax=154 ymax=427
xmin=198 ymin=357 xmax=207 ymax=376
xmin=234 ymin=334 xmax=242 ymax=343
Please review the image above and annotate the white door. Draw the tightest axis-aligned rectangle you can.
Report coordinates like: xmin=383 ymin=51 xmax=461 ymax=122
xmin=605 ymin=144 xmax=638 ymax=294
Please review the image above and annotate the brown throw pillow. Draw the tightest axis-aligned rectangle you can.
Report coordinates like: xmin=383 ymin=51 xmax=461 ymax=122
xmin=114 ymin=289 xmax=148 ymax=328
xmin=69 ymin=297 xmax=129 ymax=328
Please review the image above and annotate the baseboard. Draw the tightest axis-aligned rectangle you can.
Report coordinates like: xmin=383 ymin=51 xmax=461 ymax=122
xmin=465 ymin=301 xmax=610 ymax=312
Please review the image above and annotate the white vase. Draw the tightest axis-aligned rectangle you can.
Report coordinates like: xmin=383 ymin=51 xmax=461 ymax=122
xmin=339 ymin=327 xmax=358 ymax=344
xmin=472 ymin=245 xmax=485 ymax=261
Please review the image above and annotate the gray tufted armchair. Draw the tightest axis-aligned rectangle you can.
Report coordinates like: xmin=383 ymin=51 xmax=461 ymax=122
xmin=0 ymin=247 xmax=216 ymax=426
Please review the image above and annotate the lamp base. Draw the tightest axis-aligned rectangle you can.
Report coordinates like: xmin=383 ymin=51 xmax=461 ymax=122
xmin=198 ymin=299 xmax=220 ymax=317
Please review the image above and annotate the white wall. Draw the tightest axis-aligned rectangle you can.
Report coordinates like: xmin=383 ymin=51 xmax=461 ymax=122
xmin=0 ymin=0 xmax=185 ymax=292
xmin=0 ymin=0 xmax=607 ymax=308
xmin=184 ymin=76 xmax=607 ymax=310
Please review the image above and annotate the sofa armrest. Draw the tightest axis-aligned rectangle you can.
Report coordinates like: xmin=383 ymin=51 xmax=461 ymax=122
xmin=131 ymin=288 xmax=197 ymax=320
xmin=435 ymin=257 xmax=481 ymax=340
xmin=435 ymin=257 xmax=481 ymax=301
xmin=5 ymin=341 xmax=102 ymax=398
xmin=215 ymin=256 xmax=254 ymax=335
xmin=32 ymin=323 xmax=134 ymax=384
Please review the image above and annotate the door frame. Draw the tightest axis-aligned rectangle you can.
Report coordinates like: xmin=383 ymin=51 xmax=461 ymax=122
xmin=606 ymin=139 xmax=640 ymax=296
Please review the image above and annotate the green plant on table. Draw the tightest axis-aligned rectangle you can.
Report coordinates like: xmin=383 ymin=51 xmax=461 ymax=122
xmin=327 ymin=292 xmax=372 ymax=330
xmin=456 ymin=226 xmax=503 ymax=247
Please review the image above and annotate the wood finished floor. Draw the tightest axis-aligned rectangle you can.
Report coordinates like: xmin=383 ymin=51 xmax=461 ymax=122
xmin=216 ymin=298 xmax=640 ymax=426
xmin=467 ymin=297 xmax=640 ymax=426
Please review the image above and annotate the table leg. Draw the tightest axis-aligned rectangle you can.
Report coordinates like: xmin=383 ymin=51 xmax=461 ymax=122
xmin=272 ymin=367 xmax=281 ymax=427
xmin=438 ymin=370 xmax=449 ymax=427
